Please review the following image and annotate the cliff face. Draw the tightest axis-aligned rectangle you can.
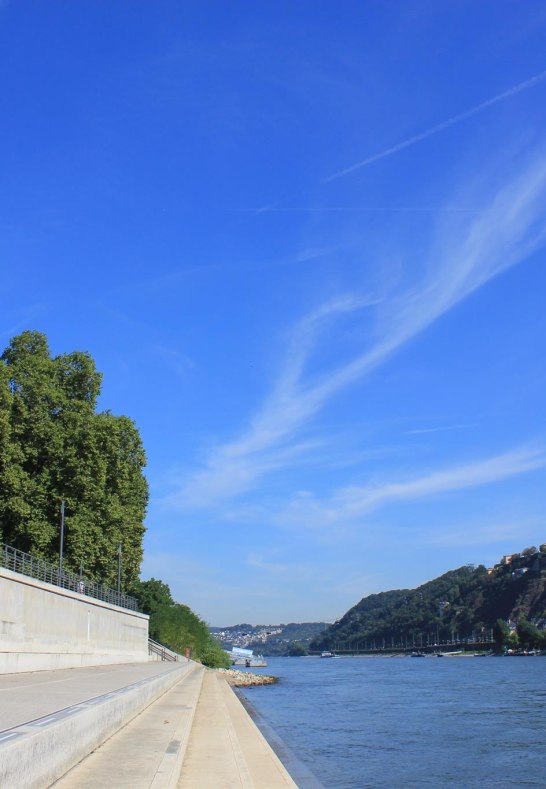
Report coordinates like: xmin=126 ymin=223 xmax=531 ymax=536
xmin=311 ymin=547 xmax=546 ymax=651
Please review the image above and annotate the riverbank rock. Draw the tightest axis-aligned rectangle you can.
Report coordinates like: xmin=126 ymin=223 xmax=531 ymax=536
xmin=215 ymin=668 xmax=278 ymax=686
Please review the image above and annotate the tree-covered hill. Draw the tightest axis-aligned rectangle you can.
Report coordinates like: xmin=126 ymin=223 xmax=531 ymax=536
xmin=0 ymin=330 xmax=148 ymax=588
xmin=310 ymin=545 xmax=546 ymax=651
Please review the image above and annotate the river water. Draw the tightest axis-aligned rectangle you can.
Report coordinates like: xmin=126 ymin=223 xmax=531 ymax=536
xmin=237 ymin=656 xmax=546 ymax=788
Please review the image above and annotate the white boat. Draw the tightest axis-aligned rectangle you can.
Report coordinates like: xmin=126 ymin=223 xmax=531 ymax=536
xmin=229 ymin=647 xmax=267 ymax=667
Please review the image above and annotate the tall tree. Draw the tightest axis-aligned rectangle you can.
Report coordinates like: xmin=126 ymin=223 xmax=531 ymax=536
xmin=0 ymin=331 xmax=148 ymax=588
xmin=492 ymin=618 xmax=510 ymax=652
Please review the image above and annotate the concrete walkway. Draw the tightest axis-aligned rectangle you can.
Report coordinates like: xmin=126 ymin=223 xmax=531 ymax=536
xmin=54 ymin=664 xmax=205 ymax=788
xmin=0 ymin=660 xmax=193 ymax=788
xmin=0 ymin=661 xmax=189 ymax=732
xmin=0 ymin=663 xmax=299 ymax=788
xmin=178 ymin=671 xmax=297 ymax=788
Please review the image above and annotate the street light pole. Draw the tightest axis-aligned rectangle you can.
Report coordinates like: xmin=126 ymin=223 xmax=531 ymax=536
xmin=59 ymin=500 xmax=65 ymax=575
xmin=117 ymin=543 xmax=122 ymax=594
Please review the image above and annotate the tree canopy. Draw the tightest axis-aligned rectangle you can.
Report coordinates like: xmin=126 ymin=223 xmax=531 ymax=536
xmin=0 ymin=330 xmax=148 ymax=589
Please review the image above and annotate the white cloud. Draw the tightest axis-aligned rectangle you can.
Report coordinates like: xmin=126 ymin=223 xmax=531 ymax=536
xmin=272 ymin=445 xmax=546 ymax=531
xmin=164 ymin=149 xmax=546 ymax=509
xmin=147 ymin=342 xmax=195 ymax=379
xmin=424 ymin=519 xmax=540 ymax=548
xmin=405 ymin=424 xmax=477 ymax=435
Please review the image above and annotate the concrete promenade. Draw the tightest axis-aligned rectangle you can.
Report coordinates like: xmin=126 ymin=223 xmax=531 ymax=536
xmin=0 ymin=662 xmax=299 ymax=788
xmin=178 ymin=671 xmax=297 ymax=788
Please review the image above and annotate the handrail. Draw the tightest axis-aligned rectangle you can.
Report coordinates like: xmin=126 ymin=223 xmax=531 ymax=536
xmin=148 ymin=638 xmax=180 ymax=661
xmin=0 ymin=541 xmax=139 ymax=612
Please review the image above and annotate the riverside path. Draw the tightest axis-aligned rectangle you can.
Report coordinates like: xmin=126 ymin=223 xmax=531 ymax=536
xmin=0 ymin=660 xmax=297 ymax=788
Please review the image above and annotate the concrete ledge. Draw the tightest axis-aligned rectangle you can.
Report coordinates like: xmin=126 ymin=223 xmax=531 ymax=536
xmin=0 ymin=662 xmax=193 ymax=789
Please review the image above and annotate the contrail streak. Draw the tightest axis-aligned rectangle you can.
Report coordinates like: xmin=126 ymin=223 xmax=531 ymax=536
xmin=323 ymin=69 xmax=546 ymax=183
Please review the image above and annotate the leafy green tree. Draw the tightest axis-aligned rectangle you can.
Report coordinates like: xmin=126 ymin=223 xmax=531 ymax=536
xmin=508 ymin=630 xmax=519 ymax=649
xmin=152 ymin=601 xmax=230 ymax=667
xmin=516 ymin=618 xmax=542 ymax=649
xmin=0 ymin=331 xmax=61 ymax=554
xmin=492 ymin=619 xmax=510 ymax=652
xmin=0 ymin=331 xmax=148 ymax=588
xmin=287 ymin=642 xmax=308 ymax=656
xmin=131 ymin=578 xmax=175 ymax=616
xmin=132 ymin=576 xmax=230 ymax=667
xmin=199 ymin=641 xmax=231 ymax=669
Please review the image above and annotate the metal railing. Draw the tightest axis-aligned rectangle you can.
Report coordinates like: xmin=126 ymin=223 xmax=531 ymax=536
xmin=148 ymin=638 xmax=179 ymax=661
xmin=1 ymin=542 xmax=139 ymax=611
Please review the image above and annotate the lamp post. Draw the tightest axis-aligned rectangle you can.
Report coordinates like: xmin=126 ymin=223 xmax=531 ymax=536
xmin=117 ymin=543 xmax=122 ymax=595
xmin=59 ymin=500 xmax=65 ymax=575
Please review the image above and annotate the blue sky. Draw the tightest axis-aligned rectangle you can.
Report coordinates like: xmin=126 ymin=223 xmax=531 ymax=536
xmin=2 ymin=2 xmax=546 ymax=625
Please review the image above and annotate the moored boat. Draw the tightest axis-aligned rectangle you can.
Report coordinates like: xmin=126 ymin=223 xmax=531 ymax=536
xmin=229 ymin=646 xmax=267 ymax=667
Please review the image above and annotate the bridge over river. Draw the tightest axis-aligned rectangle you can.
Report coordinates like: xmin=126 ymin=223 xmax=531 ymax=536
xmin=310 ymin=638 xmax=496 ymax=656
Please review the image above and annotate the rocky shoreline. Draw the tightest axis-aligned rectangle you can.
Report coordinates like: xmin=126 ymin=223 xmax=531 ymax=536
xmin=215 ymin=668 xmax=278 ymax=686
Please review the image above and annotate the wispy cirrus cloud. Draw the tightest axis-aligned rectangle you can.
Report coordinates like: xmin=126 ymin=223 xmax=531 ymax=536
xmin=423 ymin=518 xmax=541 ymax=548
xmin=164 ymin=150 xmax=546 ymax=510
xmin=271 ymin=445 xmax=546 ymax=532
xmin=405 ymin=424 xmax=477 ymax=436
xmin=147 ymin=342 xmax=195 ymax=379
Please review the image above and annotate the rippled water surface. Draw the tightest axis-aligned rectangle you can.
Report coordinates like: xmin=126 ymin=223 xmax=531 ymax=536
xmin=239 ymin=656 xmax=546 ymax=788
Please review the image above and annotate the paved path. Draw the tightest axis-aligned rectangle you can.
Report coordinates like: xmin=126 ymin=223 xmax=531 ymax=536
xmin=178 ymin=671 xmax=297 ymax=788
xmin=54 ymin=664 xmax=204 ymax=788
xmin=0 ymin=661 xmax=188 ymax=732
xmin=1 ymin=663 xmax=299 ymax=787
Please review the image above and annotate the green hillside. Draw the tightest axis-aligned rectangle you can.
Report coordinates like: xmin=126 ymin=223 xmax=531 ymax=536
xmin=310 ymin=545 xmax=546 ymax=651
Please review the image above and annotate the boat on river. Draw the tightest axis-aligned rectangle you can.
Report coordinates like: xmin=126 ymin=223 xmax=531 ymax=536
xmin=229 ymin=647 xmax=267 ymax=667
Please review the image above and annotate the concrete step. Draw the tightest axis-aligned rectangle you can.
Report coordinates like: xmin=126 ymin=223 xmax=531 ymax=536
xmin=178 ymin=671 xmax=297 ymax=789
xmin=53 ymin=664 xmax=205 ymax=789
xmin=0 ymin=661 xmax=194 ymax=788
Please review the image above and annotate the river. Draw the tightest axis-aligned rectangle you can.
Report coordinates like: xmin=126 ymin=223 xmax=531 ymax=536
xmin=236 ymin=655 xmax=546 ymax=788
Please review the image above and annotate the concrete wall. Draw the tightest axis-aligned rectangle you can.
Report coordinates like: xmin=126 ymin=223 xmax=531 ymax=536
xmin=0 ymin=566 xmax=149 ymax=673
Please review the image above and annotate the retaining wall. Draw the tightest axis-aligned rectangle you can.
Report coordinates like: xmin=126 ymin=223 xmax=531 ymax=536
xmin=0 ymin=566 xmax=149 ymax=673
